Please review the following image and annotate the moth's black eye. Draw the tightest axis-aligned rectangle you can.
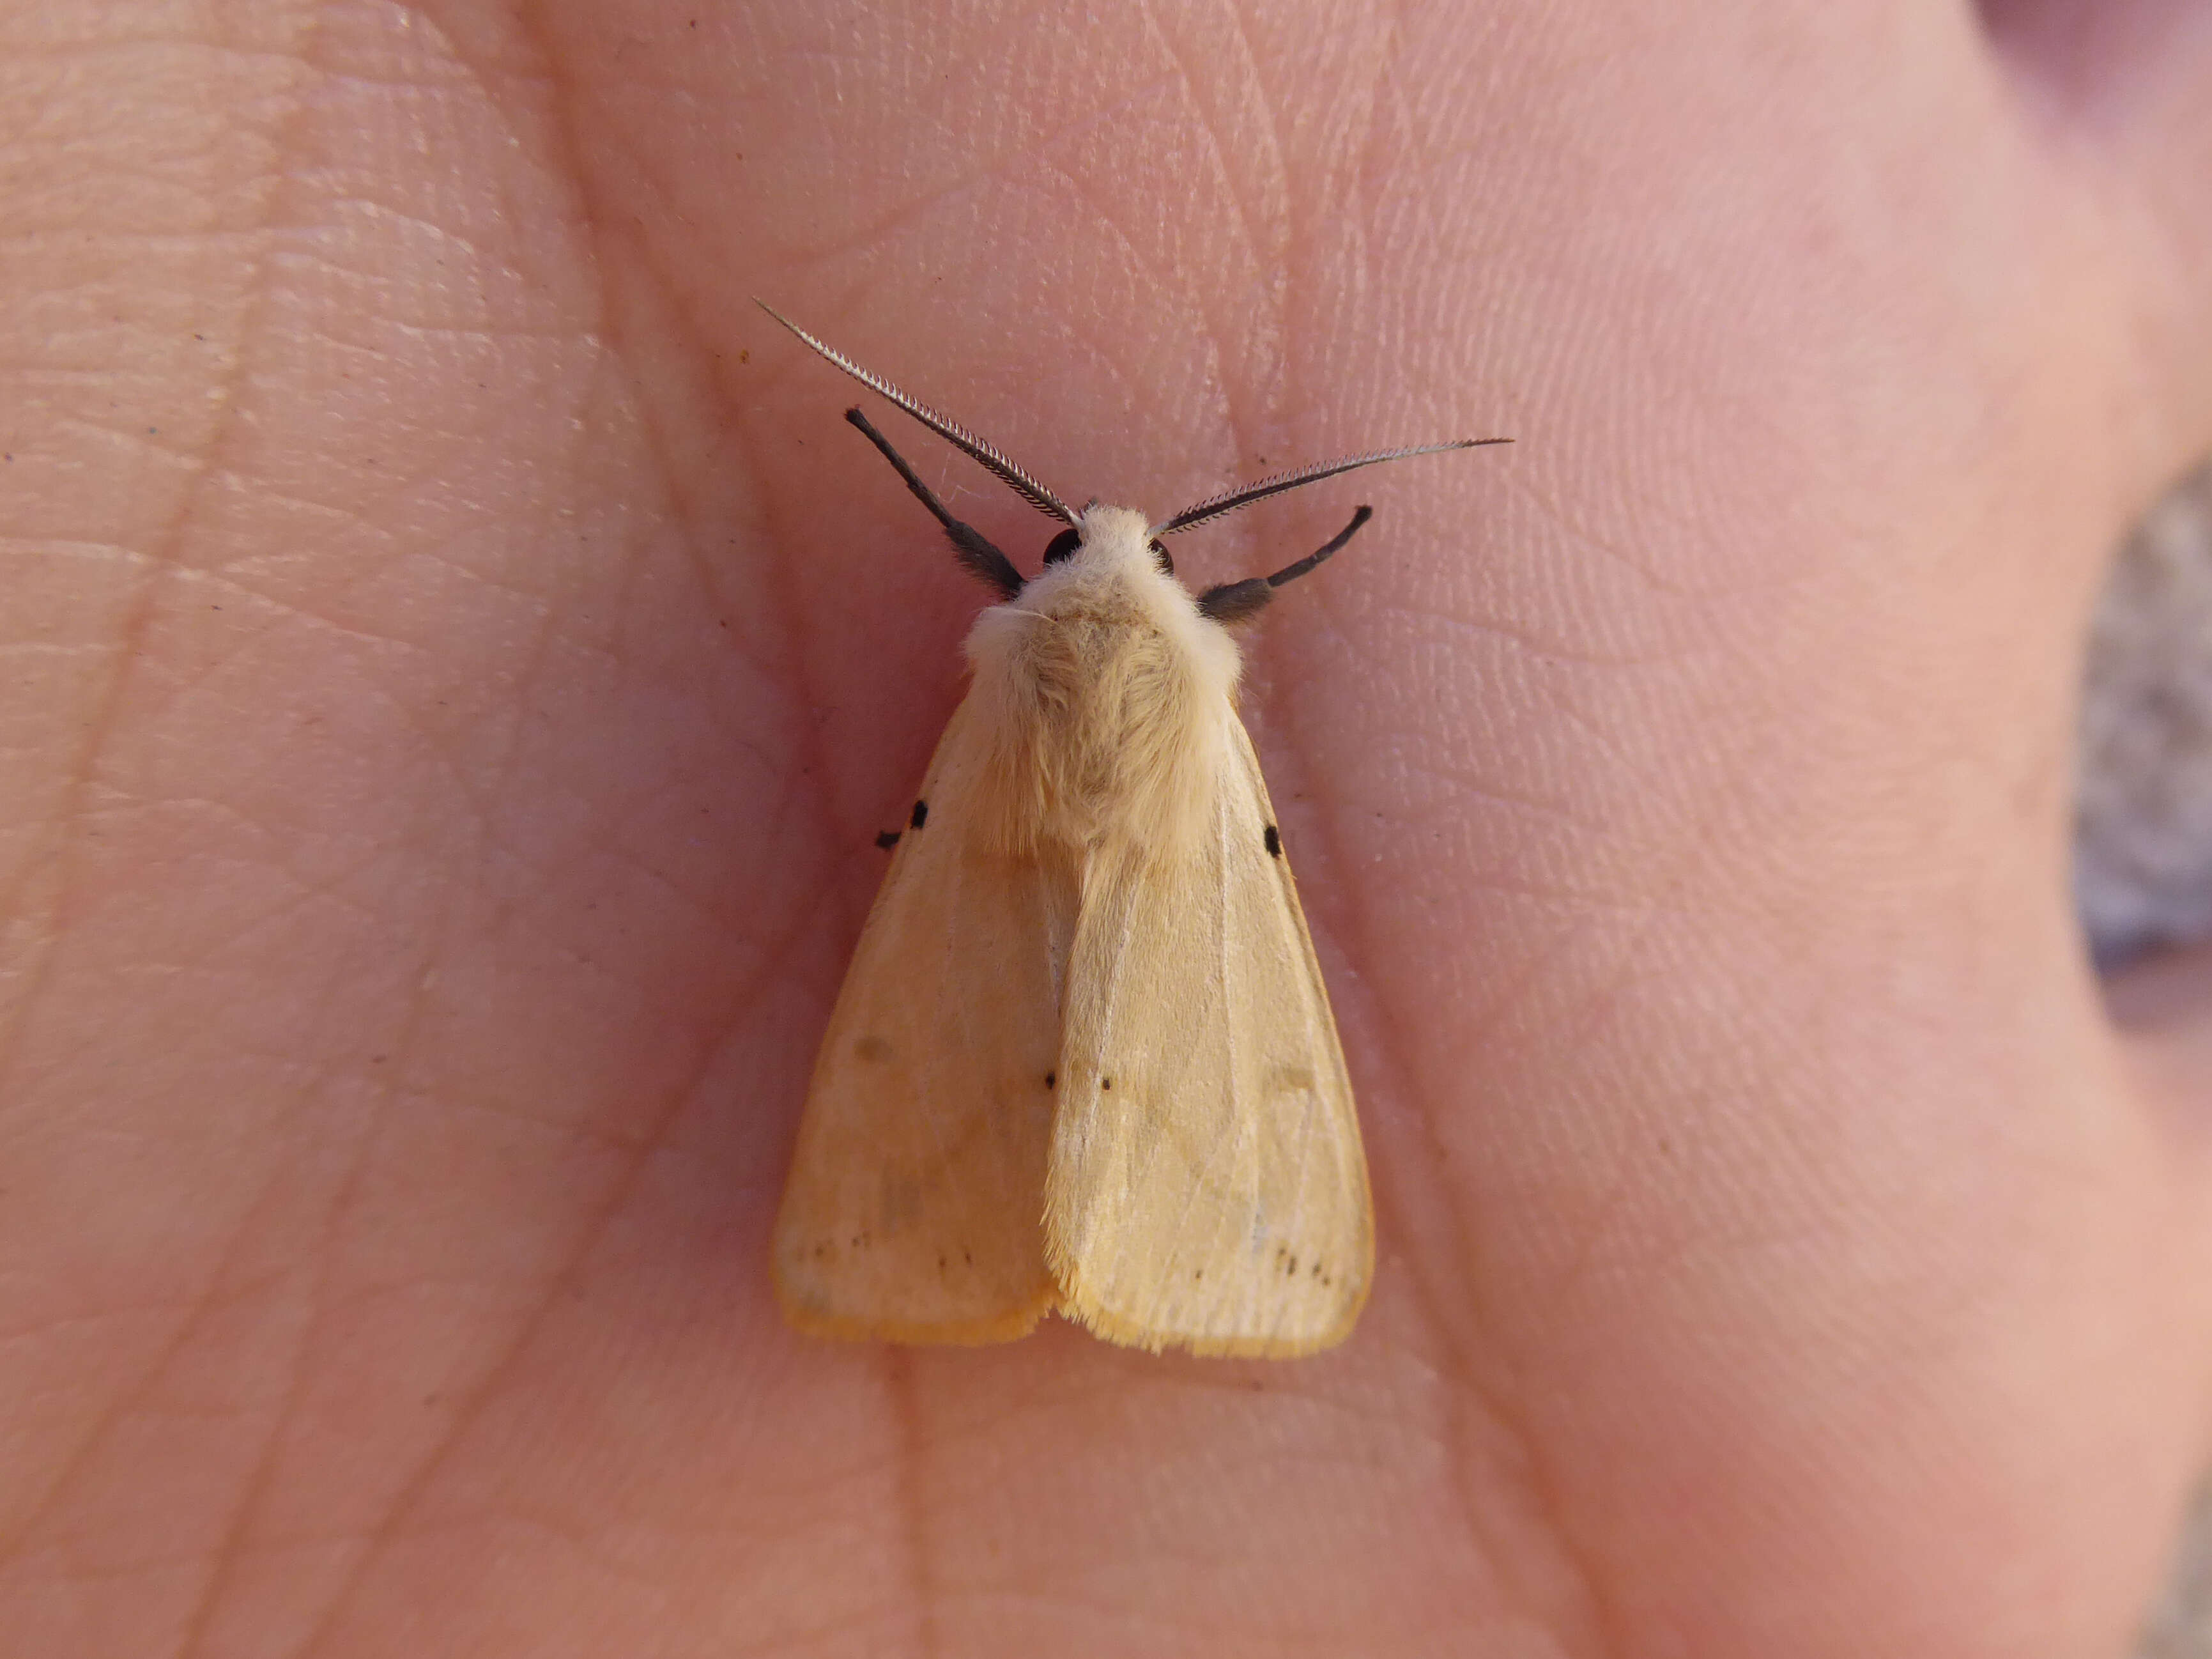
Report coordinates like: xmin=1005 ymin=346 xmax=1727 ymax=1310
xmin=1151 ymin=539 xmax=1174 ymax=575
xmin=1043 ymin=527 xmax=1082 ymax=565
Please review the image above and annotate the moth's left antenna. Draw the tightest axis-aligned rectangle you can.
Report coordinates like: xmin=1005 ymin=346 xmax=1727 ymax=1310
xmin=757 ymin=301 xmax=1077 ymax=527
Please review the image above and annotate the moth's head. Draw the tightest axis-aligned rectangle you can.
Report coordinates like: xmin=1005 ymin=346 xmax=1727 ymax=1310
xmin=755 ymin=300 xmax=1507 ymax=624
xmin=1038 ymin=504 xmax=1178 ymax=584
xmin=1005 ymin=502 xmax=1204 ymax=647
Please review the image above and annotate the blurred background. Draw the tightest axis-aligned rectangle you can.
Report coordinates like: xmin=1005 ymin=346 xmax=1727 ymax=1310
xmin=2079 ymin=458 xmax=2212 ymax=1656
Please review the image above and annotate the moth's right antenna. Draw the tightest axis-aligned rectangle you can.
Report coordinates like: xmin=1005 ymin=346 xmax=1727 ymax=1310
xmin=1158 ymin=439 xmax=1509 ymax=536
xmin=1197 ymin=506 xmax=1374 ymax=623
xmin=758 ymin=301 xmax=1078 ymax=527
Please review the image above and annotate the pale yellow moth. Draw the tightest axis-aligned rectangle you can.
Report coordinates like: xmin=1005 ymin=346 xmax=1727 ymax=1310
xmin=765 ymin=304 xmax=1504 ymax=1357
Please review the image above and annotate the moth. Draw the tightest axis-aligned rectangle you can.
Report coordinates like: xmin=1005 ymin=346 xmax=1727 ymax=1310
xmin=764 ymin=304 xmax=1503 ymax=1356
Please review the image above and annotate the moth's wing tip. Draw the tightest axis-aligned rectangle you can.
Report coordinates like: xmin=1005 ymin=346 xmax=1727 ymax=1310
xmin=772 ymin=1231 xmax=1058 ymax=1348
xmin=1053 ymin=1280 xmax=1365 ymax=1360
xmin=774 ymin=1283 xmax=1056 ymax=1348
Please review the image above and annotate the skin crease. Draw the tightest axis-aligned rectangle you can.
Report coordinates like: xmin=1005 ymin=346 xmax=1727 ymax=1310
xmin=3 ymin=0 xmax=2212 ymax=1655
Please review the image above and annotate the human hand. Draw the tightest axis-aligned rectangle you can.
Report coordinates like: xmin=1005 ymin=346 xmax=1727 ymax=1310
xmin=5 ymin=2 xmax=2211 ymax=1655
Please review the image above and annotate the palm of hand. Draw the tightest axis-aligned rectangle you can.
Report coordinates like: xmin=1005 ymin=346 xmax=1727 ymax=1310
xmin=6 ymin=4 xmax=2212 ymax=1656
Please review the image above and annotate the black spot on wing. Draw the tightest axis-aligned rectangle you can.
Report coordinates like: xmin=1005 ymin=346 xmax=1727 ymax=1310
xmin=1263 ymin=824 xmax=1281 ymax=857
xmin=875 ymin=829 xmax=902 ymax=850
xmin=910 ymin=799 xmax=929 ymax=830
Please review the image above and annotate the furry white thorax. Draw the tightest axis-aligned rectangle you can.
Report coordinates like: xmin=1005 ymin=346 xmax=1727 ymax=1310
xmin=963 ymin=504 xmax=1243 ymax=861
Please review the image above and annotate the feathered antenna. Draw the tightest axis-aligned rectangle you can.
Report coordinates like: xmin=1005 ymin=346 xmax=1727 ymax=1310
xmin=1156 ymin=438 xmax=1510 ymax=537
xmin=757 ymin=301 xmax=1077 ymax=526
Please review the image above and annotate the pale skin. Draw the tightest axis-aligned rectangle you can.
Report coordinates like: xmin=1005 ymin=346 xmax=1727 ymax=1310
xmin=4 ymin=1 xmax=2212 ymax=1655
